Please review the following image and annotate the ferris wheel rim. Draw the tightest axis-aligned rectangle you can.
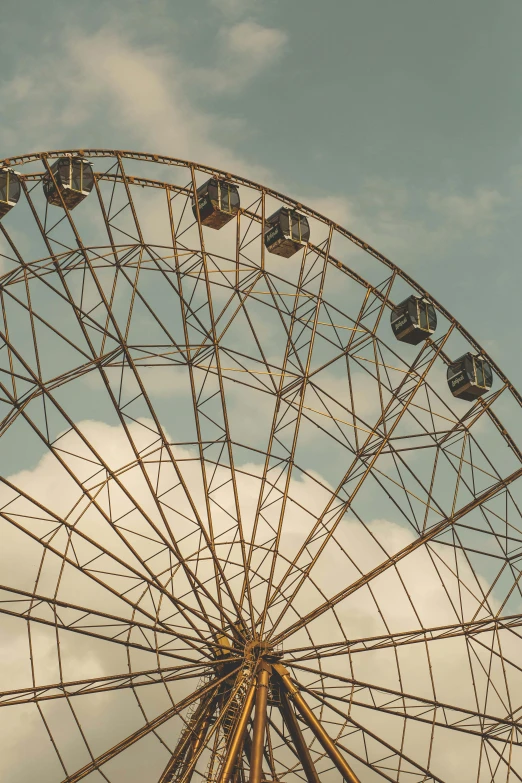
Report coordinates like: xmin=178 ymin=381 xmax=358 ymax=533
xmin=1 ymin=146 xmax=518 ymax=409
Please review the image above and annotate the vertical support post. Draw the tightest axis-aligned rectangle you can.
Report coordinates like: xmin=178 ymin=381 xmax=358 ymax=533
xmin=248 ymin=661 xmax=271 ymax=783
xmin=279 ymin=689 xmax=321 ymax=783
xmin=218 ymin=679 xmax=257 ymax=783
xmin=274 ymin=664 xmax=361 ymax=783
xmin=235 ymin=207 xmax=240 ymax=289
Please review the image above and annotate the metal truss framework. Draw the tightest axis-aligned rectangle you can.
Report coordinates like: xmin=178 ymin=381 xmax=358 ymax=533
xmin=0 ymin=149 xmax=521 ymax=782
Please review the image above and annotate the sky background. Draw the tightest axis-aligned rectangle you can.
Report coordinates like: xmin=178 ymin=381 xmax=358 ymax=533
xmin=0 ymin=0 xmax=521 ymax=385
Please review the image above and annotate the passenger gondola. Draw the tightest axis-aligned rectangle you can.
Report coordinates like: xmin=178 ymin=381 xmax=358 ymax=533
xmin=390 ymin=295 xmax=437 ymax=345
xmin=43 ymin=156 xmax=94 ymax=210
xmin=0 ymin=167 xmax=21 ymax=219
xmin=192 ymin=178 xmax=240 ymax=229
xmin=264 ymin=208 xmax=310 ymax=258
xmin=447 ymin=353 xmax=493 ymax=401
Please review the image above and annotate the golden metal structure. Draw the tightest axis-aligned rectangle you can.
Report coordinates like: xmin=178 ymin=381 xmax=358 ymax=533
xmin=273 ymin=664 xmax=361 ymax=783
xmin=278 ymin=689 xmax=321 ymax=783
xmin=249 ymin=661 xmax=271 ymax=783
xmin=0 ymin=149 xmax=521 ymax=783
xmin=218 ymin=679 xmax=257 ymax=783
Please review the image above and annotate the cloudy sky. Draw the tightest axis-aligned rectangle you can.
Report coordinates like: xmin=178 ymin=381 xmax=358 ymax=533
xmin=1 ymin=1 xmax=522 ymax=782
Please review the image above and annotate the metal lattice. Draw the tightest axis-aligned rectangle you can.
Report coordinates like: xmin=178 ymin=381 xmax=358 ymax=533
xmin=0 ymin=149 xmax=521 ymax=783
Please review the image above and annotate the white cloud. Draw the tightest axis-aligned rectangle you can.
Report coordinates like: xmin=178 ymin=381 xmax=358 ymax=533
xmin=66 ymin=28 xmax=266 ymax=174
xmin=210 ymin=0 xmax=255 ymax=18
xmin=308 ymin=178 xmax=507 ymax=265
xmin=0 ymin=25 xmax=274 ymax=181
xmin=187 ymin=20 xmax=287 ymax=94
xmin=308 ymin=188 xmax=441 ymax=264
xmin=427 ymin=186 xmax=505 ymax=235
xmin=218 ymin=21 xmax=287 ymax=90
xmin=0 ymin=18 xmax=507 ymax=267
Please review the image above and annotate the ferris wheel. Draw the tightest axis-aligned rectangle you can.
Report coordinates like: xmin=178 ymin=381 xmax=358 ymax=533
xmin=0 ymin=150 xmax=521 ymax=783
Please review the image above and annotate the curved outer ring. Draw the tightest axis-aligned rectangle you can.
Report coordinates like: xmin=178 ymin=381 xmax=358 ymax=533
xmin=2 ymin=147 xmax=519 ymax=453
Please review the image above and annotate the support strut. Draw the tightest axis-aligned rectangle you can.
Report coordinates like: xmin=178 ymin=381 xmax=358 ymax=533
xmin=279 ymin=688 xmax=321 ymax=783
xmin=274 ymin=664 xmax=361 ymax=783
xmin=218 ymin=675 xmax=257 ymax=783
xmin=159 ymin=690 xmax=217 ymax=783
xmin=248 ymin=661 xmax=271 ymax=783
xmin=177 ymin=698 xmax=218 ymax=783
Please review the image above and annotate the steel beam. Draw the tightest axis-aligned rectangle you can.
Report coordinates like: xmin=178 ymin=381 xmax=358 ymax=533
xmin=279 ymin=689 xmax=321 ymax=783
xmin=248 ymin=661 xmax=271 ymax=783
xmin=159 ymin=692 xmax=217 ymax=783
xmin=182 ymin=705 xmax=215 ymax=783
xmin=218 ymin=677 xmax=257 ymax=783
xmin=60 ymin=669 xmax=238 ymax=783
xmin=274 ymin=664 xmax=361 ymax=783
xmin=272 ymin=463 xmax=522 ymax=646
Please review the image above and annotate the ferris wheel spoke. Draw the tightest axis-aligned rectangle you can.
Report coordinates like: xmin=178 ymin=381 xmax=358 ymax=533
xmin=335 ymin=717 xmax=445 ymax=783
xmin=288 ymin=662 xmax=522 ymax=745
xmin=0 ymin=583 xmax=222 ymax=662
xmin=241 ymin=234 xmax=333 ymax=633
xmin=239 ymin=252 xmax=319 ymax=614
xmin=23 ymin=171 xmax=242 ymax=635
xmin=0 ymin=477 xmax=230 ymax=652
xmin=265 ymin=328 xmax=456 ymax=640
xmin=57 ymin=667 xmax=237 ymax=783
xmin=122 ymin=187 xmax=255 ymax=622
xmin=0 ymin=368 xmax=238 ymax=647
xmin=258 ymin=388 xmax=446 ymax=548
xmin=255 ymin=231 xmax=334 ymax=637
xmin=362 ymin=383 xmax=520 ymax=549
xmin=295 ymin=338 xmax=500 ymax=537
xmin=156 ymin=166 xmax=260 ymax=625
xmin=278 ymin=669 xmax=446 ymax=783
xmin=0 ymin=659 xmax=218 ymax=708
xmin=83 ymin=352 xmax=243 ymax=634
xmin=272 ymin=463 xmax=522 ymax=646
xmin=266 ymin=380 xmax=509 ymax=644
xmin=284 ymin=610 xmax=522 ymax=661
xmin=482 ymin=737 xmax=522 ymax=782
